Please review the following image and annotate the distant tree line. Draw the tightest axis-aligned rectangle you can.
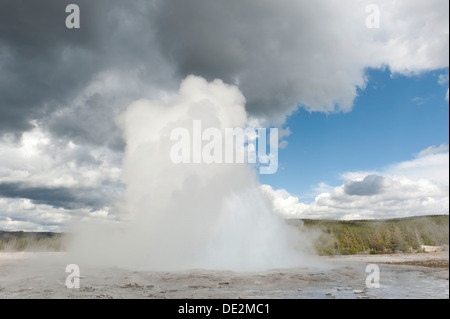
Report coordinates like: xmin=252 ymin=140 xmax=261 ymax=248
xmin=292 ymin=215 xmax=449 ymax=255
xmin=1 ymin=215 xmax=448 ymax=254
xmin=0 ymin=231 xmax=66 ymax=252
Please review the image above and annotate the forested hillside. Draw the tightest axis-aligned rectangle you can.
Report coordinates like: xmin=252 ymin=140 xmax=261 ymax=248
xmin=0 ymin=231 xmax=66 ymax=251
xmin=291 ymin=215 xmax=449 ymax=255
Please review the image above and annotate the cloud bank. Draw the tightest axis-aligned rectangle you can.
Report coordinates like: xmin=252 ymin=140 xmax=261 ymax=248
xmin=263 ymin=146 xmax=449 ymax=220
xmin=1 ymin=0 xmax=448 ymax=133
xmin=0 ymin=126 xmax=122 ymax=230
xmin=154 ymin=0 xmax=449 ymax=124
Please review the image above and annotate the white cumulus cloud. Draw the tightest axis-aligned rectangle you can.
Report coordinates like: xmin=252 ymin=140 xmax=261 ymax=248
xmin=262 ymin=146 xmax=449 ymax=220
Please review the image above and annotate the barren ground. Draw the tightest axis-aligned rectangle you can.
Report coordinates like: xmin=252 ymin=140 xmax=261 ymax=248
xmin=0 ymin=251 xmax=448 ymax=299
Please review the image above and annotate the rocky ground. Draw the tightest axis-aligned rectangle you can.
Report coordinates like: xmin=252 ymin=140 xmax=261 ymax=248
xmin=0 ymin=251 xmax=448 ymax=299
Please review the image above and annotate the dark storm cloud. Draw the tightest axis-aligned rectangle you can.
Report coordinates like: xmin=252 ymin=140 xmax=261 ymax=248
xmin=0 ymin=182 xmax=112 ymax=210
xmin=0 ymin=0 xmax=174 ymax=146
xmin=0 ymin=0 xmax=103 ymax=134
xmin=153 ymin=0 xmax=299 ymax=121
xmin=0 ymin=0 xmax=102 ymax=50
xmin=344 ymin=175 xmax=385 ymax=196
xmin=46 ymin=93 xmax=127 ymax=151
xmin=0 ymin=0 xmax=362 ymax=142
xmin=152 ymin=0 xmax=449 ymax=124
xmin=151 ymin=0 xmax=358 ymax=123
xmin=1 ymin=0 xmax=449 ymax=141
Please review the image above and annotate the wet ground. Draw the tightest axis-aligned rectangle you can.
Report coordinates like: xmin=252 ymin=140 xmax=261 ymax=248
xmin=0 ymin=252 xmax=448 ymax=299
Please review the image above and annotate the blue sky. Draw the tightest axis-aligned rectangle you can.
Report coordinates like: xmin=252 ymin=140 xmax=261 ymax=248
xmin=261 ymin=67 xmax=449 ymax=201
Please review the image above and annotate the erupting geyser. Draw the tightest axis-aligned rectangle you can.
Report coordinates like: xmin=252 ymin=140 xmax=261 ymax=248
xmin=69 ymin=76 xmax=314 ymax=271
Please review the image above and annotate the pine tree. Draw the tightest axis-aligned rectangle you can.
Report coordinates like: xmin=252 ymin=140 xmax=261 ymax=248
xmin=383 ymin=229 xmax=393 ymax=253
xmin=392 ymin=226 xmax=409 ymax=253
xmin=369 ymin=232 xmax=384 ymax=253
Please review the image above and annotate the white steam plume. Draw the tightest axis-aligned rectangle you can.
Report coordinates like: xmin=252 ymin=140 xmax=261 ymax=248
xmin=69 ymin=76 xmax=313 ymax=271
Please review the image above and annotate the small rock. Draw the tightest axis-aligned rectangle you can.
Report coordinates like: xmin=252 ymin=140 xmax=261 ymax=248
xmin=120 ymin=283 xmax=143 ymax=288
xmin=188 ymin=285 xmax=210 ymax=289
xmin=353 ymin=290 xmax=365 ymax=294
